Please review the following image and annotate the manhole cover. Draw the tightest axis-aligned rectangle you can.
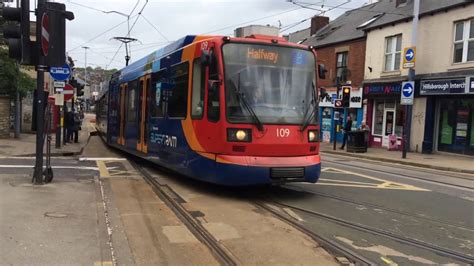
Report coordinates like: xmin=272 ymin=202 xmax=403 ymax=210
xmin=44 ymin=212 xmax=68 ymax=218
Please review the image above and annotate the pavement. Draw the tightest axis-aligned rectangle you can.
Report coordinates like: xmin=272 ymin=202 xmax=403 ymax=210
xmin=0 ymin=113 xmax=94 ymax=157
xmin=320 ymin=142 xmax=474 ymax=174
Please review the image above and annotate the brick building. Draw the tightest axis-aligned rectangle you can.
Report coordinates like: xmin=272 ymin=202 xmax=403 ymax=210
xmin=302 ymin=9 xmax=374 ymax=143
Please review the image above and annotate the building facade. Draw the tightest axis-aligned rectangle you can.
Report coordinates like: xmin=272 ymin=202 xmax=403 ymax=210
xmin=303 ymin=11 xmax=371 ymax=143
xmin=362 ymin=0 xmax=474 ymax=155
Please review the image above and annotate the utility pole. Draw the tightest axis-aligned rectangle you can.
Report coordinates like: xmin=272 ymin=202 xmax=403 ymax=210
xmin=33 ymin=0 xmax=46 ymax=185
xmin=14 ymin=0 xmax=20 ymax=139
xmin=402 ymin=0 xmax=419 ymax=159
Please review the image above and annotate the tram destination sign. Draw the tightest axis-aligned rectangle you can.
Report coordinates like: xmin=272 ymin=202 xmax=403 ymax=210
xmin=420 ymin=79 xmax=466 ymax=95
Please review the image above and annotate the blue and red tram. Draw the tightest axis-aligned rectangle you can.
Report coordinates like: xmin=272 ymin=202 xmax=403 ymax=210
xmin=97 ymin=34 xmax=325 ymax=186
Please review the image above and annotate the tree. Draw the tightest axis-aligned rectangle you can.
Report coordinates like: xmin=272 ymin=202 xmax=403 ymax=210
xmin=0 ymin=47 xmax=35 ymax=98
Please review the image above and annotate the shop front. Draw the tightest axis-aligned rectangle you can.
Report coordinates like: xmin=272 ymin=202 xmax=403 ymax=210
xmin=319 ymin=87 xmax=363 ymax=143
xmin=421 ymin=77 xmax=474 ymax=156
xmin=364 ymin=82 xmax=405 ymax=148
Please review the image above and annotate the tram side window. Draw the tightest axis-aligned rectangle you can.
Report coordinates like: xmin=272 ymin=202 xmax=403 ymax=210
xmin=168 ymin=62 xmax=189 ymax=119
xmin=151 ymin=70 xmax=165 ymax=118
xmin=207 ymin=57 xmax=220 ymax=122
xmin=127 ymin=80 xmax=138 ymax=123
xmin=192 ymin=59 xmax=205 ymax=119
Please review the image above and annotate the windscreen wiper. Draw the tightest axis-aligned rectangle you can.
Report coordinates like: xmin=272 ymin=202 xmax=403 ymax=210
xmin=235 ymin=74 xmax=264 ymax=132
xmin=300 ymin=83 xmax=317 ymax=132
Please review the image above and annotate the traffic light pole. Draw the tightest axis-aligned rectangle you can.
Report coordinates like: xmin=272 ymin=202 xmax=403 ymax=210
xmin=32 ymin=0 xmax=46 ymax=185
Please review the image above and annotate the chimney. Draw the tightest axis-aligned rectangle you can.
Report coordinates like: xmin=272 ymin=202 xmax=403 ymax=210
xmin=310 ymin=16 xmax=329 ymax=36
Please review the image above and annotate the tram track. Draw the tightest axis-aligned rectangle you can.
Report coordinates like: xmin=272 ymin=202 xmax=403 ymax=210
xmin=282 ymin=185 xmax=474 ymax=232
xmin=323 ymin=159 xmax=474 ymax=190
xmin=132 ymin=161 xmax=237 ymax=266
xmin=264 ymin=199 xmax=474 ymax=265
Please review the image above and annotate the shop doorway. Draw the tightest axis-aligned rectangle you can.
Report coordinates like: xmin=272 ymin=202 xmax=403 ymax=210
xmin=382 ymin=109 xmax=395 ymax=147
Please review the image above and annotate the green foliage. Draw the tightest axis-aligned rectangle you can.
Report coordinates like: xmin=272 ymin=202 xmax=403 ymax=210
xmin=0 ymin=47 xmax=35 ymax=98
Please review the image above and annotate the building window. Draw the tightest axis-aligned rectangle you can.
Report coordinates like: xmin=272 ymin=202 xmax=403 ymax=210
xmin=384 ymin=35 xmax=402 ymax=71
xmin=453 ymin=20 xmax=474 ymax=63
xmin=336 ymin=52 xmax=348 ymax=84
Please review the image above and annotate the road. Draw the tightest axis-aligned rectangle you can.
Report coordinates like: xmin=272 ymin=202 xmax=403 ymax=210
xmin=264 ymin=154 xmax=474 ymax=265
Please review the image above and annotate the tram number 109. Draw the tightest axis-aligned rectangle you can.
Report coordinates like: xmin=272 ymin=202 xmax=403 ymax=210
xmin=277 ymin=128 xmax=291 ymax=138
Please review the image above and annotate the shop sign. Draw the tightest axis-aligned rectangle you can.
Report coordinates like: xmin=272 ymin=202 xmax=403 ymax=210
xmin=364 ymin=84 xmax=401 ymax=96
xmin=349 ymin=87 xmax=363 ymax=108
xmin=420 ymin=79 xmax=466 ymax=95
xmin=319 ymin=87 xmax=338 ymax=107
xmin=470 ymin=77 xmax=474 ymax=93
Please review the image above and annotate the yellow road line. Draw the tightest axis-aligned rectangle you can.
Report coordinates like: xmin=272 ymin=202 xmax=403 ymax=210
xmin=319 ymin=178 xmax=379 ymax=186
xmin=96 ymin=161 xmax=110 ymax=178
xmin=381 ymin=256 xmax=398 ymax=265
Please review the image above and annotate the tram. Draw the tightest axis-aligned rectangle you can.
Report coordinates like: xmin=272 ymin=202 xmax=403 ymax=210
xmin=97 ymin=34 xmax=326 ymax=186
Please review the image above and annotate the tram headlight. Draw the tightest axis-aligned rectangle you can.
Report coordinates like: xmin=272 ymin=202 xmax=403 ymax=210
xmin=227 ymin=128 xmax=252 ymax=142
xmin=308 ymin=130 xmax=319 ymax=143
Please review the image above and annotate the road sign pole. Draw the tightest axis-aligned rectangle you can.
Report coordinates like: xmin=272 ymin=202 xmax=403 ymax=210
xmin=33 ymin=0 xmax=46 ymax=185
xmin=403 ymin=0 xmax=419 ymax=159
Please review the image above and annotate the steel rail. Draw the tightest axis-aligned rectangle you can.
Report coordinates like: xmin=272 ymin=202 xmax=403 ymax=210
xmin=272 ymin=200 xmax=474 ymax=264
xmin=324 ymin=159 xmax=474 ymax=190
xmin=255 ymin=202 xmax=377 ymax=266
xmin=282 ymin=185 xmax=474 ymax=232
xmin=133 ymin=162 xmax=237 ymax=266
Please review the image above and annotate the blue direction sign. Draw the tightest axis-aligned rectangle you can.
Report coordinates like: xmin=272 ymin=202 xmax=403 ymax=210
xmin=403 ymin=47 xmax=416 ymax=68
xmin=401 ymin=81 xmax=414 ymax=105
xmin=50 ymin=64 xmax=71 ymax=81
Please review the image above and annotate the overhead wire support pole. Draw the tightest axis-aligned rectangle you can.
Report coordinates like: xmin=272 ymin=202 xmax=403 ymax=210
xmin=403 ymin=0 xmax=419 ymax=159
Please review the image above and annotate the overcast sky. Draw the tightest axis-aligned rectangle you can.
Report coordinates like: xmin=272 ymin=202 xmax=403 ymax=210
xmin=20 ymin=0 xmax=370 ymax=70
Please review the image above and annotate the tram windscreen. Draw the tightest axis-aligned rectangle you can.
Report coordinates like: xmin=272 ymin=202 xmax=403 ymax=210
xmin=222 ymin=43 xmax=317 ymax=125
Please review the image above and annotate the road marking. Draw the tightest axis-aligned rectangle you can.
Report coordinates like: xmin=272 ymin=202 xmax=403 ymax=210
xmin=79 ymin=157 xmax=126 ymax=161
xmin=282 ymin=208 xmax=304 ymax=222
xmin=318 ymin=167 xmax=430 ymax=192
xmin=0 ymin=165 xmax=100 ymax=171
xmin=97 ymin=161 xmax=110 ymax=177
xmin=381 ymin=256 xmax=398 ymax=265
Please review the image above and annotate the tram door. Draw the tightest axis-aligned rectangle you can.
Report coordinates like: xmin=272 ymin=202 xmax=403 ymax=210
xmin=118 ymin=83 xmax=127 ymax=145
xmin=137 ymin=75 xmax=151 ymax=153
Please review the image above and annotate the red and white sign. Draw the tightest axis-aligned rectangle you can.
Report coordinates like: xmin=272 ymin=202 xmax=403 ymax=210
xmin=63 ymin=84 xmax=74 ymax=101
xmin=41 ymin=13 xmax=49 ymax=56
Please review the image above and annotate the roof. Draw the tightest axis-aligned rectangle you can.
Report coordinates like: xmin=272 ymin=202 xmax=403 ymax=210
xmin=362 ymin=0 xmax=473 ymax=31
xmin=304 ymin=0 xmax=473 ymax=48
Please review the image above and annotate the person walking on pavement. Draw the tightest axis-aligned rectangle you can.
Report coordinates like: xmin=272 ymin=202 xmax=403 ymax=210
xmin=65 ymin=110 xmax=74 ymax=143
xmin=73 ymin=111 xmax=82 ymax=143
xmin=340 ymin=115 xmax=352 ymax=150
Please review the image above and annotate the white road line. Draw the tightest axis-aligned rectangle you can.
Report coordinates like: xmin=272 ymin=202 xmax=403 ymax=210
xmin=0 ymin=165 xmax=100 ymax=171
xmin=79 ymin=158 xmax=126 ymax=162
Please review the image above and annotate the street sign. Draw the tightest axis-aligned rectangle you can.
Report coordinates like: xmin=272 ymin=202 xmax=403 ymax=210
xmin=54 ymin=93 xmax=64 ymax=106
xmin=50 ymin=64 xmax=71 ymax=81
xmin=41 ymin=13 xmax=49 ymax=56
xmin=334 ymin=100 xmax=343 ymax=108
xmin=54 ymin=81 xmax=65 ymax=88
xmin=401 ymin=81 xmax=414 ymax=105
xmin=63 ymin=84 xmax=74 ymax=101
xmin=403 ymin=47 xmax=416 ymax=69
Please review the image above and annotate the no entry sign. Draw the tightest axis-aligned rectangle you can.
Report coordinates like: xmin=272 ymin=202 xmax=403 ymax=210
xmin=63 ymin=84 xmax=74 ymax=101
xmin=41 ymin=13 xmax=49 ymax=56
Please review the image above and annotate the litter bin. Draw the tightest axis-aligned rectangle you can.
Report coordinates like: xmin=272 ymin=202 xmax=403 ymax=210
xmin=346 ymin=131 xmax=368 ymax=153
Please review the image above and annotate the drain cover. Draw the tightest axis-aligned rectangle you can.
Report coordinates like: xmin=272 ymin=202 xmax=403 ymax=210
xmin=44 ymin=212 xmax=68 ymax=218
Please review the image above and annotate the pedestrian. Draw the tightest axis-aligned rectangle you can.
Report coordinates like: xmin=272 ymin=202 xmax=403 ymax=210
xmin=65 ymin=110 xmax=74 ymax=143
xmin=73 ymin=111 xmax=82 ymax=143
xmin=340 ymin=115 xmax=352 ymax=150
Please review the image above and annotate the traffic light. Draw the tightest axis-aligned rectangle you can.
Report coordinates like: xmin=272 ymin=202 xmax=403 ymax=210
xmin=341 ymin=86 xmax=351 ymax=108
xmin=1 ymin=0 xmax=33 ymax=64
xmin=77 ymin=84 xmax=85 ymax=97
xmin=41 ymin=2 xmax=74 ymax=67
